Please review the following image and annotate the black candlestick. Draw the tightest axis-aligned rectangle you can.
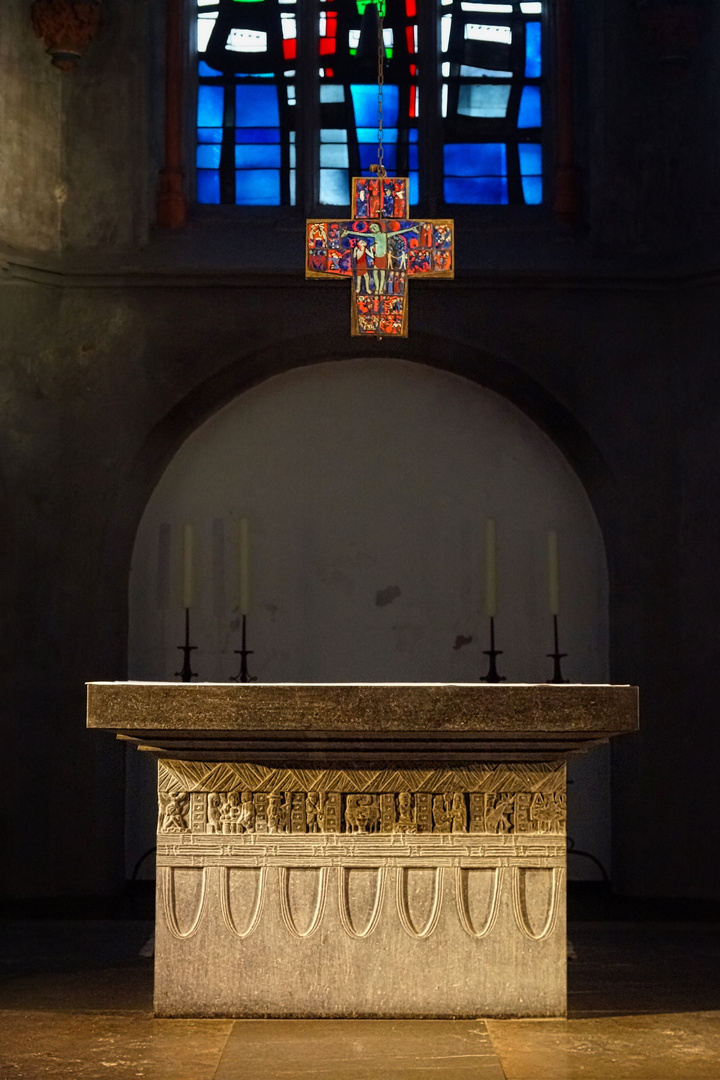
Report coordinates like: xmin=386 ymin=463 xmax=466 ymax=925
xmin=175 ymin=607 xmax=198 ymax=682
xmin=480 ymin=615 xmax=505 ymax=683
xmin=230 ymin=613 xmax=256 ymax=683
xmin=547 ymin=613 xmax=568 ymax=683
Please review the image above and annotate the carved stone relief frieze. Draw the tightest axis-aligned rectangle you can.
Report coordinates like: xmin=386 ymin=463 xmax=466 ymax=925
xmin=158 ymin=762 xmax=566 ymax=835
xmin=158 ymin=785 xmax=565 ymax=836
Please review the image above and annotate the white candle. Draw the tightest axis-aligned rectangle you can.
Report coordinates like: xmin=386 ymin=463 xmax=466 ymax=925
xmin=181 ymin=523 xmax=194 ymax=609
xmin=547 ymin=530 xmax=560 ymax=615
xmin=239 ymin=517 xmax=250 ymax=615
xmin=485 ymin=518 xmax=497 ymax=618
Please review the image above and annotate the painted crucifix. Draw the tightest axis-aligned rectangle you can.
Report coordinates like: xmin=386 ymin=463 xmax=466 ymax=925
xmin=306 ymin=175 xmax=454 ymax=337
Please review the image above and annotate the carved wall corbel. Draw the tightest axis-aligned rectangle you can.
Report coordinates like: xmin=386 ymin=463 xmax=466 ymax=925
xmin=30 ymin=0 xmax=102 ymax=72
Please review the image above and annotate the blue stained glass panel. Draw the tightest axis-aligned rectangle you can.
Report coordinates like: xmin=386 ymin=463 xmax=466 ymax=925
xmin=359 ymin=144 xmax=397 ymax=170
xmin=198 ymin=127 xmax=223 ymax=144
xmin=198 ymin=60 xmax=222 ymax=77
xmin=350 ymin=84 xmax=399 ymax=127
xmin=197 ymin=170 xmax=221 ymax=204
xmin=357 ymin=127 xmax=398 ymax=144
xmin=320 ymin=168 xmax=349 ymax=204
xmin=409 ymin=129 xmax=418 ymax=143
xmin=197 ymin=144 xmax=222 ymax=168
xmin=198 ymin=85 xmax=224 ymax=127
xmin=409 ymin=145 xmax=418 ymax=169
xmin=525 ymin=22 xmax=541 ymax=78
xmin=235 ymin=169 xmax=280 ymax=204
xmin=444 ymin=176 xmax=508 ymax=204
xmin=521 ymin=175 xmax=542 ymax=204
xmin=235 ymin=85 xmax=280 ymax=126
xmin=234 ymin=127 xmax=280 ymax=143
xmin=235 ymin=144 xmax=282 ymax=167
xmin=517 ymin=86 xmax=541 ymax=128
xmin=518 ymin=142 xmax=542 ymax=175
xmin=409 ymin=172 xmax=419 ymax=204
xmin=444 ymin=142 xmax=506 ymax=176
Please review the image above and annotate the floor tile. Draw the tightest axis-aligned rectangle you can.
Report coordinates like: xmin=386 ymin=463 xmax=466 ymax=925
xmin=0 ymin=1011 xmax=232 ymax=1080
xmin=214 ymin=1019 xmax=506 ymax=1080
xmin=487 ymin=1011 xmax=720 ymax=1080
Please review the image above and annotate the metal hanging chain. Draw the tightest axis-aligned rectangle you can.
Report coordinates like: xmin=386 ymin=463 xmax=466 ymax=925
xmin=376 ymin=4 xmax=386 ymax=177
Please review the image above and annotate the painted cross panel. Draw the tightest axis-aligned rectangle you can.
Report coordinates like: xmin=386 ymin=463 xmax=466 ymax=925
xmin=306 ymin=176 xmax=454 ymax=337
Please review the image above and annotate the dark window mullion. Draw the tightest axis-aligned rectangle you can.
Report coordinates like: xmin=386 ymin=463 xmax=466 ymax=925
xmin=297 ymin=0 xmax=319 ymax=212
xmin=219 ymin=74 xmax=236 ymax=205
xmin=418 ymin=0 xmax=441 ymax=216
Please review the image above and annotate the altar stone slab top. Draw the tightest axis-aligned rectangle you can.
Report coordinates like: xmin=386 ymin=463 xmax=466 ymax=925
xmin=87 ymin=682 xmax=638 ymax=766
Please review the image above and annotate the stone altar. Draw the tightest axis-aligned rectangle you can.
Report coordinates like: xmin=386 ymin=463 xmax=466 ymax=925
xmin=87 ymin=682 xmax=638 ymax=1018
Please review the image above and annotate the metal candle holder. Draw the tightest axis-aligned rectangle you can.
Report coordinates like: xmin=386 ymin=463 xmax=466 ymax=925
xmin=480 ymin=616 xmax=505 ymax=683
xmin=175 ymin=607 xmax=198 ymax=682
xmin=230 ymin=613 xmax=256 ymax=683
xmin=547 ymin=614 xmax=568 ymax=683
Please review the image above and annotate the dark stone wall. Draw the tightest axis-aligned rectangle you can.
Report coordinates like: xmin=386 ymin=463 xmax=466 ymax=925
xmin=0 ymin=0 xmax=717 ymax=897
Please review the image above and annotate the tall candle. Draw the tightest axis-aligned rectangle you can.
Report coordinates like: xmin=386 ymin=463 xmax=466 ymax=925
xmin=239 ymin=517 xmax=250 ymax=615
xmin=182 ymin=523 xmax=194 ymax=609
xmin=547 ymin=530 xmax=560 ymax=615
xmin=485 ymin=517 xmax=497 ymax=618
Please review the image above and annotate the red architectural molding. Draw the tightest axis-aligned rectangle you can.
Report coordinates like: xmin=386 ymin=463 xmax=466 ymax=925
xmin=157 ymin=0 xmax=187 ymax=229
xmin=553 ymin=0 xmax=580 ymax=223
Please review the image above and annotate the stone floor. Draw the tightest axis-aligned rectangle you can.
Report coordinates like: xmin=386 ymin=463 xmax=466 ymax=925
xmin=1 ymin=917 xmax=720 ymax=1078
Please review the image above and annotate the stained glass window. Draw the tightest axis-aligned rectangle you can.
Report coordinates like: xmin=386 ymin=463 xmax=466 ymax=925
xmin=317 ymin=0 xmax=419 ymax=206
xmin=440 ymin=1 xmax=544 ymax=205
xmin=194 ymin=0 xmax=544 ymax=209
xmin=196 ymin=0 xmax=296 ymax=207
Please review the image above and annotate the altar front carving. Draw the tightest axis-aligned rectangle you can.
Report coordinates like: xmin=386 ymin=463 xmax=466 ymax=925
xmin=87 ymin=683 xmax=637 ymax=1018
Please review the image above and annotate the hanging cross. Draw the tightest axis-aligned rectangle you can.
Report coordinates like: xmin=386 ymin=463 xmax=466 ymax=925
xmin=306 ymin=176 xmax=454 ymax=337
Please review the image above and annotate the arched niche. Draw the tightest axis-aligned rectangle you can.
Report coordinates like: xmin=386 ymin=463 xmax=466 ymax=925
xmin=127 ymin=358 xmax=609 ymax=878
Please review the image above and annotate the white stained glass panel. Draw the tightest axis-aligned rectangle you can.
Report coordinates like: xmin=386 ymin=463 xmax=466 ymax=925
xmin=320 ymin=143 xmax=349 ymax=167
xmin=280 ymin=14 xmax=296 ymax=39
xmin=460 ymin=65 xmax=512 ymax=77
xmin=320 ymin=128 xmax=348 ymax=143
xmin=465 ymin=24 xmax=512 ymax=45
xmin=197 ymin=13 xmax=217 ymax=52
xmin=226 ymin=29 xmax=268 ymax=53
xmin=320 ymin=169 xmax=349 ymax=204
xmin=320 ymin=85 xmax=345 ymax=103
xmin=458 ymin=84 xmax=511 ymax=117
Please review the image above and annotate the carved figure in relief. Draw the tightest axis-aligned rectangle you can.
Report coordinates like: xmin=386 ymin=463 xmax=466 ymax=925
xmin=450 ymin=792 xmax=467 ymax=833
xmin=345 ymin=794 xmax=381 ymax=833
xmin=316 ymin=793 xmax=327 ymax=834
xmin=306 ymin=792 xmax=321 ymax=833
xmin=486 ymin=793 xmax=514 ymax=834
xmin=432 ymin=794 xmax=452 ymax=833
xmin=395 ymin=792 xmax=416 ymax=833
xmin=237 ymin=791 xmax=256 ymax=833
xmin=220 ymin=791 xmax=241 ymax=834
xmin=267 ymin=792 xmax=283 ymax=834
xmin=159 ymin=791 xmax=189 ymax=833
xmin=280 ymin=793 xmax=292 ymax=833
xmin=529 ymin=792 xmax=567 ymax=833
xmin=207 ymin=792 xmax=223 ymax=834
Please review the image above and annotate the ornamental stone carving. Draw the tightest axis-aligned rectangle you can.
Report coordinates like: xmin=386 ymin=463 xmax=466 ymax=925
xmin=31 ymin=0 xmax=102 ymax=71
xmin=157 ymin=763 xmax=567 ymax=837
